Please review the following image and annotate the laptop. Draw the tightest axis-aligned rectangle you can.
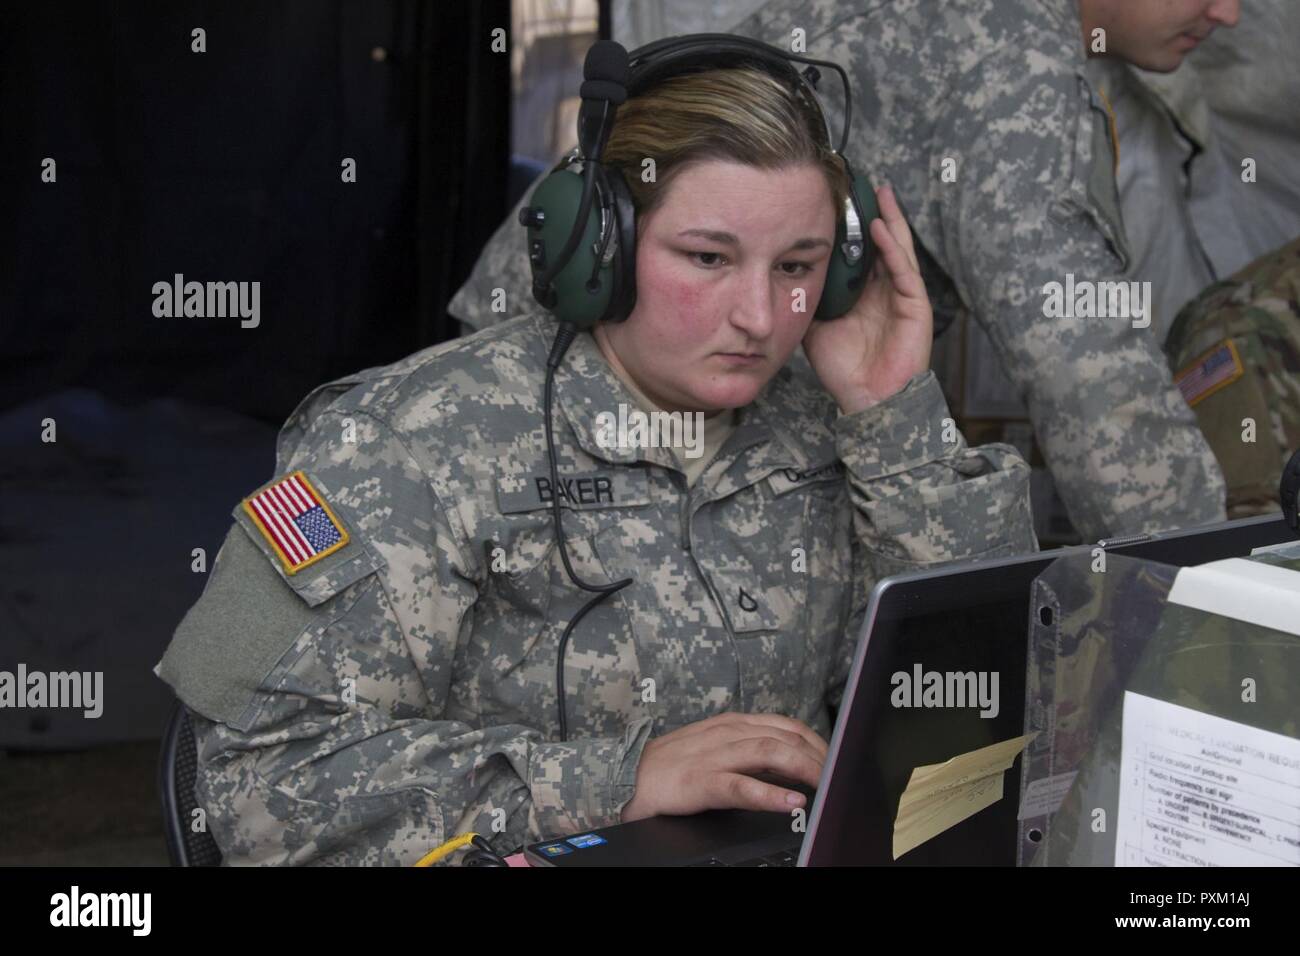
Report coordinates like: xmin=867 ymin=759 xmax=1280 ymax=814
xmin=524 ymin=514 xmax=1296 ymax=866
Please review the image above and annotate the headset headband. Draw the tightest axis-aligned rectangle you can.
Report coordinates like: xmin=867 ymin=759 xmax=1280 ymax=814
xmin=625 ymin=33 xmax=854 ymax=156
xmin=619 ymin=34 xmax=865 ymax=269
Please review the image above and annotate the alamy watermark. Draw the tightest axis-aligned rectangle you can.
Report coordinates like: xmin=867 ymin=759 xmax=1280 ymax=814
xmin=594 ymin=403 xmax=705 ymax=459
xmin=152 ymin=273 xmax=260 ymax=328
xmin=890 ymin=664 xmax=999 ymax=718
xmin=0 ymin=664 xmax=102 ymax=718
xmin=50 ymin=886 xmax=150 ymax=935
xmin=1041 ymin=273 xmax=1151 ymax=329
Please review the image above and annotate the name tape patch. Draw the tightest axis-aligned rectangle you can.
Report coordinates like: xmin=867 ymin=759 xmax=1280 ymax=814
xmin=496 ymin=469 xmax=651 ymax=514
xmin=242 ymin=470 xmax=350 ymax=575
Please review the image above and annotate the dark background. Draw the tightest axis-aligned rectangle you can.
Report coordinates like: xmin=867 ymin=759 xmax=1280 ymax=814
xmin=1 ymin=0 xmax=512 ymax=418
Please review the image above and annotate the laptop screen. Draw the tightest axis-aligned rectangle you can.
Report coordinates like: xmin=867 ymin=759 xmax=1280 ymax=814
xmin=802 ymin=515 xmax=1296 ymax=866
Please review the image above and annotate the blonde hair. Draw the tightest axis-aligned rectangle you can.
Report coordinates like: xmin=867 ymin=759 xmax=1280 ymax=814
xmin=602 ymin=65 xmax=850 ymax=220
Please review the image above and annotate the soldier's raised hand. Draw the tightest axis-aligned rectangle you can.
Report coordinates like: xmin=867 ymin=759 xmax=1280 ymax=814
xmin=801 ymin=183 xmax=933 ymax=414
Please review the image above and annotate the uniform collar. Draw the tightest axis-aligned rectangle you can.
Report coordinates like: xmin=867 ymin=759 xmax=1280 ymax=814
xmin=529 ymin=312 xmax=840 ymax=493
xmin=1123 ymin=64 xmax=1212 ymax=150
xmin=710 ymin=361 xmax=841 ymax=501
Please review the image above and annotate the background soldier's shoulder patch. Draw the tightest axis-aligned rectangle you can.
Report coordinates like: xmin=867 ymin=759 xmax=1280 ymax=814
xmin=1175 ymin=339 xmax=1244 ymax=407
xmin=241 ymin=470 xmax=350 ymax=574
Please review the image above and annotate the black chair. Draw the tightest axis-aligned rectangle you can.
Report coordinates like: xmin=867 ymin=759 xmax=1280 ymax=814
xmin=158 ymin=700 xmax=224 ymax=866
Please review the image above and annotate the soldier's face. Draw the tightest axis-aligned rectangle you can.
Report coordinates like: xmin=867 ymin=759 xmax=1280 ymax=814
xmin=596 ymin=159 xmax=837 ymax=417
xmin=1082 ymin=0 xmax=1240 ymax=72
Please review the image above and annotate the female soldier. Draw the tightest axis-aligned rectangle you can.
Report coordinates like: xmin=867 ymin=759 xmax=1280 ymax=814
xmin=157 ymin=43 xmax=1037 ymax=865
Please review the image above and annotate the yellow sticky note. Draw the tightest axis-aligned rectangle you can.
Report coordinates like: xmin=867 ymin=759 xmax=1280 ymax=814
xmin=892 ymin=733 xmax=1036 ymax=860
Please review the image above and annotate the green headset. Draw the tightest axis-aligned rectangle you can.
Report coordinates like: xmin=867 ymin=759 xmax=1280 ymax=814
xmin=519 ymin=33 xmax=879 ymax=330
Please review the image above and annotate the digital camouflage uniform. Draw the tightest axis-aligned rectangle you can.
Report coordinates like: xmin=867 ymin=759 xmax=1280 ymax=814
xmin=155 ymin=310 xmax=1037 ymax=865
xmin=1165 ymin=236 xmax=1300 ymax=518
xmin=448 ymin=0 xmax=1226 ymax=542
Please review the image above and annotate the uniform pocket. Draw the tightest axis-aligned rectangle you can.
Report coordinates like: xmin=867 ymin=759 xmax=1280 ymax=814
xmin=468 ymin=506 xmax=642 ymax=733
xmin=697 ymin=479 xmax=827 ymax=715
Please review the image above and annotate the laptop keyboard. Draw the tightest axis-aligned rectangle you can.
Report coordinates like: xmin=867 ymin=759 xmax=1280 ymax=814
xmin=687 ymin=848 xmax=799 ymax=867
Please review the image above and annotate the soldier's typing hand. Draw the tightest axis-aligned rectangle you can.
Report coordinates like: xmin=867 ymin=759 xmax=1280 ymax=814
xmin=619 ymin=712 xmax=828 ymax=822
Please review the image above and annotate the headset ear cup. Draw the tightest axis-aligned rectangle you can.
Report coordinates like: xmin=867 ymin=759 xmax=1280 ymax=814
xmin=815 ymin=172 xmax=878 ymax=321
xmin=524 ymin=164 xmax=614 ymax=330
xmin=521 ymin=165 xmax=568 ymax=311
xmin=604 ymin=166 xmax=638 ymax=323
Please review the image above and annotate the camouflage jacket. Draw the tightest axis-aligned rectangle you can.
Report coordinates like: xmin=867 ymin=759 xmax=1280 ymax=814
xmin=156 ymin=311 xmax=1037 ymax=865
xmin=448 ymin=0 xmax=1226 ymax=541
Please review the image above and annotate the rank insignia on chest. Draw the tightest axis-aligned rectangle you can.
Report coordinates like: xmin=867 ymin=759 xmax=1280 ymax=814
xmin=241 ymin=470 xmax=350 ymax=574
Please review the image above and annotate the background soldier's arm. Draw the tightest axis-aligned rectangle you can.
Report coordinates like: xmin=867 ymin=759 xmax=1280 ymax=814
xmin=935 ymin=46 xmax=1225 ymax=540
xmin=446 ymin=181 xmax=545 ymax=334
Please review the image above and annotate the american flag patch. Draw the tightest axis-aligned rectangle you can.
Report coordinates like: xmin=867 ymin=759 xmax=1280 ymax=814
xmin=1176 ymin=339 xmax=1244 ymax=407
xmin=242 ymin=471 xmax=350 ymax=574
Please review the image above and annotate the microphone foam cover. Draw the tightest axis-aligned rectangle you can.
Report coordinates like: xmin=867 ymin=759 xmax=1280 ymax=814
xmin=581 ymin=41 xmax=628 ymax=104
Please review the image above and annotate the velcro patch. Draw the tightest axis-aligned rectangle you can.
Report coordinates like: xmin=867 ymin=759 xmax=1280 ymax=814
xmin=496 ymin=469 xmax=651 ymax=514
xmin=766 ymin=461 xmax=846 ymax=497
xmin=1176 ymin=339 xmax=1244 ymax=407
xmin=241 ymin=470 xmax=350 ymax=575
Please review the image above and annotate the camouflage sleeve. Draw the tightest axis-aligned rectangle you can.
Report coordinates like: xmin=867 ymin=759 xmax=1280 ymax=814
xmin=176 ymin=408 xmax=653 ymax=866
xmin=446 ymin=179 xmax=544 ymax=333
xmin=935 ymin=46 xmax=1225 ymax=540
xmin=824 ymin=370 xmax=1037 ymax=709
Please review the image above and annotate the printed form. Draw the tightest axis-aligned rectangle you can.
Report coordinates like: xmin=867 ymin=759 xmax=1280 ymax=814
xmin=1116 ymin=692 xmax=1300 ymax=866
